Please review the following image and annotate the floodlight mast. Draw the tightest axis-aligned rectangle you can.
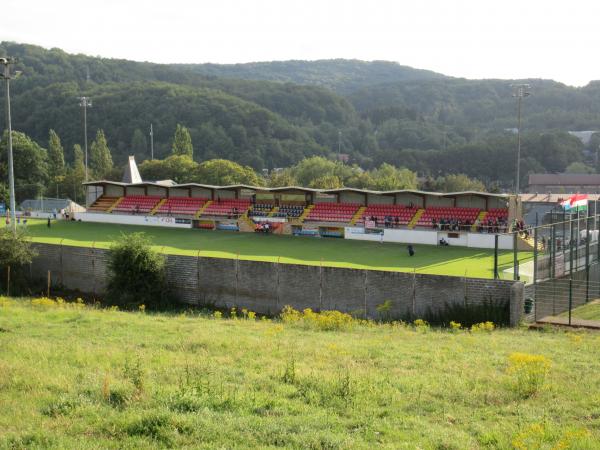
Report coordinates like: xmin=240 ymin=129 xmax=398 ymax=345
xmin=1 ymin=57 xmax=21 ymax=231
xmin=78 ymin=96 xmax=92 ymax=181
xmin=511 ymin=83 xmax=530 ymax=195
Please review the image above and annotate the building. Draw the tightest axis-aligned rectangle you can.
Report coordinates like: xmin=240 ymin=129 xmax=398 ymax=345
xmin=528 ymin=174 xmax=600 ymax=194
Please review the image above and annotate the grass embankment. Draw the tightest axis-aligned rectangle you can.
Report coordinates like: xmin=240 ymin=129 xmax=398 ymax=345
xmin=561 ymin=300 xmax=600 ymax=321
xmin=1 ymin=298 xmax=599 ymax=449
xmin=3 ymin=220 xmax=530 ymax=279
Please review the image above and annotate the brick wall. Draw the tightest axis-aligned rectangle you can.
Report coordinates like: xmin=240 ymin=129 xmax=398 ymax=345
xmin=27 ymin=243 xmax=520 ymax=323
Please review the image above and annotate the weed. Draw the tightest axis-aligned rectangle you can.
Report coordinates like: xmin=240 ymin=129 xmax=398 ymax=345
xmin=449 ymin=321 xmax=462 ymax=331
xmin=280 ymin=306 xmax=354 ymax=331
xmin=282 ymin=358 xmax=296 ymax=385
xmin=471 ymin=321 xmax=495 ymax=332
xmin=123 ymin=357 xmax=145 ymax=395
xmin=507 ymin=352 xmax=551 ymax=398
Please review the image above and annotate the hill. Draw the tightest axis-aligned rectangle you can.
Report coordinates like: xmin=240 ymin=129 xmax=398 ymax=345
xmin=0 ymin=42 xmax=598 ymax=188
xmin=0 ymin=297 xmax=597 ymax=448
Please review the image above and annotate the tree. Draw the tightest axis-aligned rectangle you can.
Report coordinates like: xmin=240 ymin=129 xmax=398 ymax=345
xmin=309 ymin=175 xmax=343 ymax=189
xmin=368 ymin=163 xmax=417 ymax=190
xmin=268 ymin=169 xmax=297 ymax=187
xmin=139 ymin=155 xmax=198 ymax=183
xmin=62 ymin=144 xmax=86 ymax=204
xmin=565 ymin=162 xmax=595 ymax=174
xmin=131 ymin=128 xmax=147 ymax=159
xmin=89 ymin=130 xmax=114 ymax=179
xmin=432 ymin=173 xmax=486 ymax=192
xmin=48 ymin=129 xmax=65 ymax=198
xmin=0 ymin=227 xmax=37 ymax=295
xmin=193 ymin=159 xmax=264 ymax=186
xmin=171 ymin=124 xmax=193 ymax=159
xmin=47 ymin=129 xmax=65 ymax=179
xmin=0 ymin=131 xmax=49 ymax=202
xmin=107 ymin=232 xmax=170 ymax=309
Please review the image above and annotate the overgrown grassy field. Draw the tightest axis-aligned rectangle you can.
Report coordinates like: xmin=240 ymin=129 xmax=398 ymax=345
xmin=3 ymin=220 xmax=530 ymax=279
xmin=1 ymin=298 xmax=599 ymax=449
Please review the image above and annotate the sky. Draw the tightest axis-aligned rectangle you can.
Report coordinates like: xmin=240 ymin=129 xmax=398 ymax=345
xmin=2 ymin=0 xmax=599 ymax=86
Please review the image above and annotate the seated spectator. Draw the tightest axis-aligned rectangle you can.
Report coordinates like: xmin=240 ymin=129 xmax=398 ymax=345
xmin=394 ymin=216 xmax=400 ymax=228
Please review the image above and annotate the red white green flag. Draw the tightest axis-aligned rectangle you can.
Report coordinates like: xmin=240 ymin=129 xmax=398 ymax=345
xmin=560 ymin=194 xmax=588 ymax=212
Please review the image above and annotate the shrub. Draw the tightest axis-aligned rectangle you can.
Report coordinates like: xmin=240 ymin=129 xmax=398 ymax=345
xmin=0 ymin=227 xmax=37 ymax=295
xmin=280 ymin=306 xmax=354 ymax=331
xmin=106 ymin=232 xmax=171 ymax=310
xmin=507 ymin=352 xmax=551 ymax=398
xmin=471 ymin=321 xmax=495 ymax=332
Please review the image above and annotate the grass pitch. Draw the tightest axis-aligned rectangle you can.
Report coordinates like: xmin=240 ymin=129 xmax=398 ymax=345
xmin=0 ymin=298 xmax=598 ymax=449
xmin=6 ymin=219 xmax=530 ymax=279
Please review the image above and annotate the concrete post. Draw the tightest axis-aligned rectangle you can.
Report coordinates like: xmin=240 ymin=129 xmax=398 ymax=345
xmin=509 ymin=282 xmax=525 ymax=326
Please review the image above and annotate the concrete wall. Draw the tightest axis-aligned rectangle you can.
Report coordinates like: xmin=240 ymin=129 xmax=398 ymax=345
xmin=126 ymin=186 xmax=145 ymax=196
xmin=339 ymin=192 xmax=366 ymax=204
xmin=27 ymin=242 xmax=520 ymax=323
xmin=455 ymin=195 xmax=486 ymax=209
xmin=426 ymin=196 xmax=454 ymax=207
xmin=75 ymin=212 xmax=192 ymax=228
xmin=168 ymin=188 xmax=189 ymax=198
xmin=147 ymin=186 xmax=168 ymax=197
xmin=105 ymin=185 xmax=124 ymax=197
xmin=191 ymin=187 xmax=211 ymax=198
xmin=344 ymin=227 xmax=515 ymax=249
xmin=395 ymin=194 xmax=423 ymax=207
xmin=367 ymin=194 xmax=394 ymax=205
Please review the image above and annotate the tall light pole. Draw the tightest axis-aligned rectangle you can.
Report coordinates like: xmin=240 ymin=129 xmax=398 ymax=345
xmin=511 ymin=83 xmax=530 ymax=194
xmin=78 ymin=96 xmax=92 ymax=181
xmin=1 ymin=57 xmax=21 ymax=231
xmin=337 ymin=130 xmax=342 ymax=162
xmin=150 ymin=123 xmax=154 ymax=160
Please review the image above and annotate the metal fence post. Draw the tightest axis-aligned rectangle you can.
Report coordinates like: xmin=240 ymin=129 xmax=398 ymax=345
xmin=493 ymin=235 xmax=499 ymax=279
xmin=533 ymin=227 xmax=538 ymax=285
xmin=513 ymin=232 xmax=518 ymax=281
xmin=570 ymin=216 xmax=574 ymax=278
xmin=586 ymin=216 xmax=590 ymax=303
xmin=551 ymin=224 xmax=556 ymax=279
xmin=568 ymin=278 xmax=573 ymax=326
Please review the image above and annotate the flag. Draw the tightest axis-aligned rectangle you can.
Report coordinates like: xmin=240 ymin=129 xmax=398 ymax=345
xmin=560 ymin=198 xmax=571 ymax=211
xmin=570 ymin=194 xmax=588 ymax=212
xmin=560 ymin=194 xmax=588 ymax=212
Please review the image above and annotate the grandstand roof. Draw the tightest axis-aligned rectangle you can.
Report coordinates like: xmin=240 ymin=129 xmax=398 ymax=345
xmin=83 ymin=180 xmax=511 ymax=199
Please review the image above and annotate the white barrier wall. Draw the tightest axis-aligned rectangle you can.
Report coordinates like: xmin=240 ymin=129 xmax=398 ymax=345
xmin=345 ymin=227 xmax=515 ymax=250
xmin=75 ymin=212 xmax=192 ymax=229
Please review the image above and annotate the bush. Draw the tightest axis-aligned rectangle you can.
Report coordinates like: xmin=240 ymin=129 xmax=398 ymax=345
xmin=506 ymin=352 xmax=551 ymax=398
xmin=0 ymin=227 xmax=37 ymax=295
xmin=106 ymin=233 xmax=171 ymax=310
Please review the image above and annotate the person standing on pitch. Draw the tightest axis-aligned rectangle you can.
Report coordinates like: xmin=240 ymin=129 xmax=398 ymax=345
xmin=407 ymin=244 xmax=415 ymax=256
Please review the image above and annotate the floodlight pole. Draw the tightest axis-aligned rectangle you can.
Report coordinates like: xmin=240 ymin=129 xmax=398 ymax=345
xmin=150 ymin=123 xmax=154 ymax=160
xmin=79 ymin=96 xmax=92 ymax=181
xmin=1 ymin=57 xmax=20 ymax=232
xmin=512 ymin=84 xmax=530 ymax=194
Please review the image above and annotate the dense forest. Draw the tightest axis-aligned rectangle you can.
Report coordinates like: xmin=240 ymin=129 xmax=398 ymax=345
xmin=0 ymin=41 xmax=599 ymax=197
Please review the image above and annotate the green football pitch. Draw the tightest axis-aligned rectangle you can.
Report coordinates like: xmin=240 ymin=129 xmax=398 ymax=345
xmin=3 ymin=219 xmax=531 ymax=279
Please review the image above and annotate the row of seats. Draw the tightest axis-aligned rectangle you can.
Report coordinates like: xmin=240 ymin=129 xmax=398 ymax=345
xmin=276 ymin=204 xmax=305 ymax=218
xmin=416 ymin=207 xmax=480 ymax=227
xmin=306 ymin=202 xmax=360 ymax=223
xmin=157 ymin=197 xmax=207 ymax=216
xmin=356 ymin=205 xmax=417 ymax=226
xmin=249 ymin=203 xmax=274 ymax=217
xmin=202 ymin=199 xmax=251 ymax=217
xmin=486 ymin=208 xmax=509 ymax=221
xmin=112 ymin=195 xmax=161 ymax=214
xmin=89 ymin=196 xmax=119 ymax=211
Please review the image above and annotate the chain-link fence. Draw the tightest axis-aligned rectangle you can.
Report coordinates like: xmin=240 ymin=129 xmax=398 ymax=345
xmin=527 ymin=211 xmax=600 ymax=327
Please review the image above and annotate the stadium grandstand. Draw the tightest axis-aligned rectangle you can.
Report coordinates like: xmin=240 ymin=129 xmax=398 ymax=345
xmin=78 ymin=156 xmax=519 ymax=246
xmin=83 ymin=181 xmax=516 ymax=233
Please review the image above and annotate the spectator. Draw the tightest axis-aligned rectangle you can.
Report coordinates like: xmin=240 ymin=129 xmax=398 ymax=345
xmin=407 ymin=245 xmax=415 ymax=256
